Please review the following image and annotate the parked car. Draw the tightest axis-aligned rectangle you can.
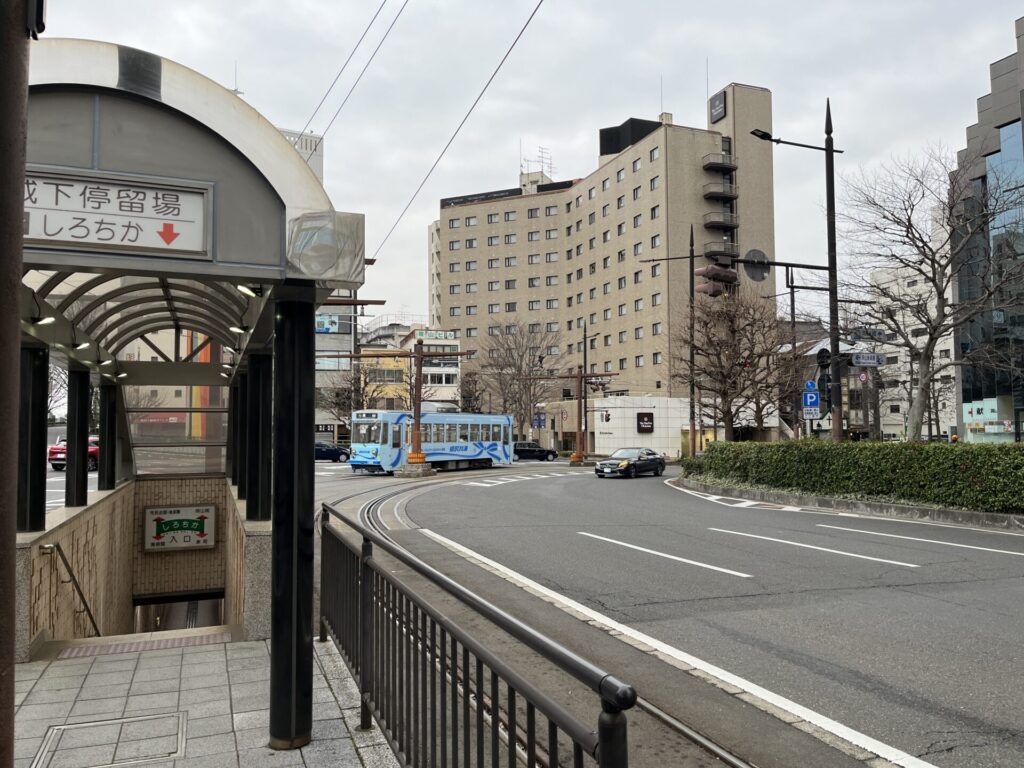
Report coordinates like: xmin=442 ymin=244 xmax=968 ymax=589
xmin=315 ymin=442 xmax=350 ymax=462
xmin=513 ymin=441 xmax=558 ymax=461
xmin=48 ymin=437 xmax=100 ymax=472
xmin=594 ymin=447 xmax=665 ymax=478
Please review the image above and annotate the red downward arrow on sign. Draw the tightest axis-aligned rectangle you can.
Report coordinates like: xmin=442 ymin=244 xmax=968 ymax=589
xmin=158 ymin=222 xmax=180 ymax=245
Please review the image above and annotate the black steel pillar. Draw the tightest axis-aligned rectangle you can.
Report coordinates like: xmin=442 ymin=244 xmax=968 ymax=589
xmin=66 ymin=369 xmax=90 ymax=507
xmin=245 ymin=355 xmax=272 ymax=520
xmin=17 ymin=346 xmax=48 ymax=532
xmin=236 ymin=372 xmax=248 ymax=499
xmin=269 ymin=288 xmax=315 ymax=749
xmin=97 ymin=382 xmax=116 ymax=491
xmin=1 ymin=4 xmax=30 ymax=759
xmin=226 ymin=381 xmax=235 ymax=483
xmin=825 ymin=99 xmax=843 ymax=442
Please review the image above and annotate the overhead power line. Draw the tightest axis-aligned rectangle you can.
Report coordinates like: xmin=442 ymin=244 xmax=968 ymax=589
xmin=294 ymin=0 xmax=389 ymax=143
xmin=304 ymin=0 xmax=411 ymax=163
xmin=372 ymin=0 xmax=546 ymax=259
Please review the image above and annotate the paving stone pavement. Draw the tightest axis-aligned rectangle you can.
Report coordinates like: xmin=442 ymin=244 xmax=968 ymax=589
xmin=13 ymin=637 xmax=400 ymax=768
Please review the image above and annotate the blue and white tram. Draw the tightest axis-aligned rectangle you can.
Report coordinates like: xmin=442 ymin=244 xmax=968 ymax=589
xmin=349 ymin=410 xmax=514 ymax=473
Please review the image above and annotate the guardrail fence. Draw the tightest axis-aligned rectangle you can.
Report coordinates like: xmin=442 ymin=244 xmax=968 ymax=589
xmin=319 ymin=503 xmax=636 ymax=767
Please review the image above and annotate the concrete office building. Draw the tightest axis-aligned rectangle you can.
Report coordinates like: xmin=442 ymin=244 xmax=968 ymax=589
xmin=429 ymin=85 xmax=776 ymax=444
xmin=956 ymin=16 xmax=1024 ymax=442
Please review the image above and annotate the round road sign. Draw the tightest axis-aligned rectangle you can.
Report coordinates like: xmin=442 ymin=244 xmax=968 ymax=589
xmin=743 ymin=249 xmax=770 ymax=282
xmin=859 ymin=372 xmax=868 ymax=383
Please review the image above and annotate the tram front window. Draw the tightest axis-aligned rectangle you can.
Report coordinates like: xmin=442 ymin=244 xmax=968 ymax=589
xmin=353 ymin=422 xmax=384 ymax=445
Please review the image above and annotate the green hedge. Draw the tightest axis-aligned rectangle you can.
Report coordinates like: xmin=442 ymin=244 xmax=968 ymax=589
xmin=701 ymin=441 xmax=1024 ymax=514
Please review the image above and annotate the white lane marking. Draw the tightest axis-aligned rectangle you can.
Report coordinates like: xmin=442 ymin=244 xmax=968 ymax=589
xmin=421 ymin=529 xmax=937 ymax=768
xmin=578 ymin=531 xmax=752 ymax=578
xmin=818 ymin=524 xmax=1024 ymax=557
xmin=708 ymin=528 xmax=919 ymax=568
xmin=733 ymin=500 xmax=759 ymax=508
xmin=459 ymin=481 xmax=499 ymax=487
xmin=314 ymin=472 xmax=333 ymax=476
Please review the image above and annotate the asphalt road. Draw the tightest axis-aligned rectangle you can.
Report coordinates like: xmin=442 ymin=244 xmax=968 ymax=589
xmin=394 ymin=468 xmax=1024 ymax=768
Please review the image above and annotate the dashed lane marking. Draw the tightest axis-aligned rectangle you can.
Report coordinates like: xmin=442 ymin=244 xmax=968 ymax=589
xmin=708 ymin=528 xmax=920 ymax=568
xmin=818 ymin=524 xmax=1024 ymax=557
xmin=578 ymin=531 xmax=753 ymax=578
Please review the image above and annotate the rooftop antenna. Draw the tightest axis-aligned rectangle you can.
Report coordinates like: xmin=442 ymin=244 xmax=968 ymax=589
xmin=536 ymin=146 xmax=555 ymax=178
xmin=231 ymin=61 xmax=244 ymax=97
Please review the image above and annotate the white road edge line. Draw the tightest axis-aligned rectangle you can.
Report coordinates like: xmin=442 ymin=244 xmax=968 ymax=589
xmin=420 ymin=528 xmax=936 ymax=768
xmin=708 ymin=528 xmax=919 ymax=568
xmin=817 ymin=524 xmax=1024 ymax=557
xmin=577 ymin=531 xmax=752 ymax=578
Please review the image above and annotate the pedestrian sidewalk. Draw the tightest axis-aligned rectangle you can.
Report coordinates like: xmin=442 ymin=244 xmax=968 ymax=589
xmin=13 ymin=634 xmax=400 ymax=767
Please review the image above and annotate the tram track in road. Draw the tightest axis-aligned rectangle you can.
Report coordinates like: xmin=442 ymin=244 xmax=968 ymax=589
xmin=340 ymin=472 xmax=760 ymax=768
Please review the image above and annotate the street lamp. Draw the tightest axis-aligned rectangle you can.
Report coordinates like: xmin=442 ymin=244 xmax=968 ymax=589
xmin=752 ymin=99 xmax=845 ymax=441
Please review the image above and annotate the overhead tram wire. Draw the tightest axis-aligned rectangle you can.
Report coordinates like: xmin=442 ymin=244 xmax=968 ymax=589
xmin=304 ymin=0 xmax=411 ymax=163
xmin=294 ymin=0 xmax=389 ymax=148
xmin=372 ymin=0 xmax=546 ymax=260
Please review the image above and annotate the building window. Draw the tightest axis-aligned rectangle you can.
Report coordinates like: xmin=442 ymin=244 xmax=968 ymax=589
xmin=633 ymin=242 xmax=643 ymax=256
xmin=546 ymin=321 xmax=559 ymax=331
xmin=602 ymin=178 xmax=610 ymax=191
xmin=505 ymin=279 xmax=517 ymax=289
xmin=651 ymin=204 xmax=660 ymax=220
xmin=548 ymin=346 xmax=560 ymax=356
xmin=505 ymin=211 xmax=517 ymax=222
xmin=487 ymin=213 xmax=499 ymax=224
xmin=588 ymin=237 xmax=596 ymax=250
xmin=603 ymin=308 xmax=611 ymax=320
xmin=634 ymin=298 xmax=643 ymax=311
xmin=575 ymin=244 xmax=583 ymax=256
xmin=465 ymin=238 xmax=477 ymax=248
xmin=635 ymin=355 xmax=644 ymax=367
xmin=528 ymin=253 xmax=540 ymax=264
xmin=566 ymin=272 xmax=573 ymax=284
xmin=632 ymin=186 xmax=641 ymax=200
xmin=651 ymin=263 xmax=661 ymax=277
xmin=910 ymin=327 xmax=926 ymax=337
xmin=890 ymin=404 xmax=901 ymax=414
xmin=617 ymin=195 xmax=625 ymax=209
xmin=650 ymin=146 xmax=660 ymax=161
xmin=449 ymin=240 xmax=461 ymax=251
xmin=653 ymin=352 xmax=662 ymax=364
xmin=618 ymin=276 xmax=627 ymax=289
xmin=650 ymin=176 xmax=660 ymax=190
xmin=589 ymin=288 xmax=596 ymax=300
xmin=487 ymin=235 xmax=499 ymax=246
xmin=546 ymin=252 xmax=558 ymax=262
xmin=505 ymin=257 xmax=517 ymax=267
xmin=617 ymin=223 xmax=625 ymax=236
xmin=465 ymin=260 xmax=477 ymax=270
xmin=603 ymin=256 xmax=610 ymax=269
xmin=633 ymin=214 xmax=642 ymax=228
xmin=618 ymin=304 xmax=627 ymax=316
xmin=528 ymin=323 xmax=540 ymax=333
xmin=939 ymin=349 xmax=950 ymax=359
xmin=651 ymin=234 xmax=661 ymax=248
xmin=575 ymin=220 xmax=582 ymax=232
xmin=546 ymin=299 xmax=559 ymax=309
xmin=546 ymin=275 xmax=559 ymax=286
xmin=618 ymin=330 xmax=627 ymax=343
xmin=618 ymin=249 xmax=626 ymax=263
xmin=567 ymin=296 xmax=574 ymax=308
xmin=603 ymin=282 xmax=610 ymax=295
xmin=529 ymin=300 xmax=540 ymax=310
xmin=449 ymin=285 xmax=461 ymax=294
xmin=588 ymin=187 xmax=596 ymax=199
xmin=545 ymin=229 xmax=558 ymax=239
xmin=488 ymin=258 xmax=499 ymax=268
xmin=528 ymin=231 xmax=540 ymax=241
xmin=652 ymin=322 xmax=662 ymax=335
xmin=488 ymin=281 xmax=499 ymax=291
xmin=575 ymin=195 xmax=582 ymax=208
xmin=528 ymin=277 xmax=540 ymax=288
xmin=466 ymin=305 xmax=477 ymax=315
xmin=449 ymin=263 xmax=461 ymax=273
xmin=450 ymin=307 xmax=461 ymax=316
xmin=589 ymin=212 xmax=596 ymax=224
xmin=633 ymin=270 xmax=642 ymax=284
xmin=616 ymin=168 xmax=625 ymax=182
xmin=545 ymin=205 xmax=557 ymax=216
xmin=528 ymin=207 xmax=539 ymax=219
xmin=467 ymin=327 xmax=478 ymax=337
xmin=632 ymin=158 xmax=641 ymax=172
xmin=619 ymin=358 xmax=627 ymax=370
xmin=488 ymin=304 xmax=500 ymax=313
xmin=505 ymin=233 xmax=517 ymax=244
xmin=602 ymin=204 xmax=609 ymax=217
xmin=465 ymin=216 xmax=477 ymax=226
xmin=652 ymin=292 xmax=662 ymax=306
xmin=449 ymin=218 xmax=461 ymax=229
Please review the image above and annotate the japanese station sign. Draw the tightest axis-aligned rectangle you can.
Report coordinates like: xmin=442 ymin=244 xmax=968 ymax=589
xmin=24 ymin=169 xmax=211 ymax=260
xmin=145 ymin=505 xmax=216 ymax=551
xmin=415 ymin=330 xmax=457 ymax=340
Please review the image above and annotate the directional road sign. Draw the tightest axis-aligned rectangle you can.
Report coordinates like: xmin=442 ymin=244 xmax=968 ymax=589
xmin=802 ymin=391 xmax=821 ymax=409
xmin=851 ymin=352 xmax=884 ymax=367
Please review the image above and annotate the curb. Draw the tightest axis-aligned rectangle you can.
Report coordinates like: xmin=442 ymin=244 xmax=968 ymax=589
xmin=673 ymin=476 xmax=1024 ymax=531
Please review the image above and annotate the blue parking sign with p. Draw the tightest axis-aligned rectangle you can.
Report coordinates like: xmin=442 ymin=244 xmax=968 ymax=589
xmin=802 ymin=391 xmax=820 ymax=408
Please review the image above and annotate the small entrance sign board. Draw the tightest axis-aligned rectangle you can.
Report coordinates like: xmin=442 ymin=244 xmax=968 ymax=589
xmin=145 ymin=505 xmax=216 ymax=551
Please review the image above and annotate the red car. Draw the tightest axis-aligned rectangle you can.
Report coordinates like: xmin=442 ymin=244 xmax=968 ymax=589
xmin=49 ymin=437 xmax=100 ymax=472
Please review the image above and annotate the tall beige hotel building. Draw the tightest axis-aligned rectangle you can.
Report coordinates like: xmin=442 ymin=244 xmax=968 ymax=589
xmin=428 ymin=84 xmax=775 ymax=449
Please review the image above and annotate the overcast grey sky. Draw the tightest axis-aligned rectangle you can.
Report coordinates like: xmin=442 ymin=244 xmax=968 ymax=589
xmin=44 ymin=1 xmax=1023 ymax=319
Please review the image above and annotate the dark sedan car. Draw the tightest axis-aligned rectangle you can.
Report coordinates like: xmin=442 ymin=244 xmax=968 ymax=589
xmin=315 ymin=442 xmax=350 ymax=462
xmin=595 ymin=447 xmax=665 ymax=478
xmin=513 ymin=441 xmax=558 ymax=461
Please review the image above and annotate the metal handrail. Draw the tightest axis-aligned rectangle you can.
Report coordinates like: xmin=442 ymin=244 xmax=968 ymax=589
xmin=702 ymin=181 xmax=738 ymax=196
xmin=702 ymin=152 xmax=737 ymax=166
xmin=39 ymin=543 xmax=101 ymax=637
xmin=703 ymin=211 xmax=739 ymax=226
xmin=322 ymin=501 xmax=637 ymax=712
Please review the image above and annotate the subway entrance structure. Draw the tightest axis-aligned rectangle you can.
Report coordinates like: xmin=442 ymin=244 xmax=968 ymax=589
xmin=13 ymin=38 xmax=364 ymax=749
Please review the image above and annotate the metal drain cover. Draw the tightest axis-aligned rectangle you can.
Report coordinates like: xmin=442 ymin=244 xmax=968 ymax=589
xmin=31 ymin=712 xmax=186 ymax=767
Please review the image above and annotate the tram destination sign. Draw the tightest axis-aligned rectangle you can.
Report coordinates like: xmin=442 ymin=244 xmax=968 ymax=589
xmin=145 ymin=505 xmax=216 ymax=552
xmin=24 ymin=168 xmax=211 ymax=260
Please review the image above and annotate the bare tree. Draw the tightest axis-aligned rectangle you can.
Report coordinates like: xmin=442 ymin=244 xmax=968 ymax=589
xmin=672 ymin=293 xmax=783 ymax=441
xmin=459 ymin=370 xmax=484 ymax=413
xmin=315 ymin=371 xmax=353 ymax=423
xmin=48 ymin=365 xmax=68 ymax=420
xmin=842 ymin=145 xmax=1024 ymax=440
xmin=475 ymin=321 xmax=562 ymax=439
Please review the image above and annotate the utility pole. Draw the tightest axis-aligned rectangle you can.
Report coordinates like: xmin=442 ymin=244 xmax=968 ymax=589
xmin=688 ymin=226 xmax=697 ymax=457
xmin=520 ymin=369 xmax=617 ymax=464
xmin=824 ymin=100 xmax=843 ymax=442
xmin=2 ymin=3 xmax=33 ymax=762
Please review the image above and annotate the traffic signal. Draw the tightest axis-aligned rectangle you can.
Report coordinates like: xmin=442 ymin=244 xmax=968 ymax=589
xmin=695 ymin=254 xmax=738 ymax=297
